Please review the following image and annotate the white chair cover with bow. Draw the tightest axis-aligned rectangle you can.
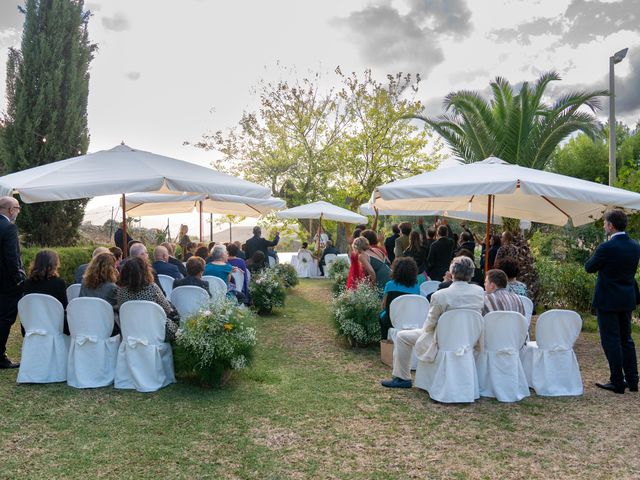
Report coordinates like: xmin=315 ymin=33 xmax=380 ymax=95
xmin=420 ymin=281 xmax=441 ymax=298
xmin=17 ymin=294 xmax=70 ymax=383
xmin=475 ymin=311 xmax=530 ymax=402
xmin=202 ymin=275 xmax=228 ymax=300
xmin=231 ymin=270 xmax=245 ymax=293
xmin=520 ymin=309 xmax=583 ymax=396
xmin=170 ymin=286 xmax=210 ymax=320
xmin=157 ymin=274 xmax=175 ymax=296
xmin=114 ymin=301 xmax=176 ymax=392
xmin=519 ymin=295 xmax=534 ymax=326
xmin=268 ymin=256 xmax=277 ymax=268
xmin=387 ymin=295 xmax=429 ymax=370
xmin=414 ymin=309 xmax=483 ymax=403
xmin=66 ymin=283 xmax=81 ymax=301
xmin=66 ymin=297 xmax=120 ymax=388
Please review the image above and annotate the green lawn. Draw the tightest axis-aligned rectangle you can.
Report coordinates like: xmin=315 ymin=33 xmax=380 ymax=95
xmin=2 ymin=280 xmax=640 ymax=479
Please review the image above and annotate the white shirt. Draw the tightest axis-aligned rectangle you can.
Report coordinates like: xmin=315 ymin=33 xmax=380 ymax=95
xmin=610 ymin=231 xmax=627 ymax=239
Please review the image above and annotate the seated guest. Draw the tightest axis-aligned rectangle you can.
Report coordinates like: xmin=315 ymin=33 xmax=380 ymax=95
xmin=109 ymin=246 xmax=123 ymax=269
xmin=456 ymin=231 xmax=476 ymax=260
xmin=403 ymin=231 xmax=428 ymax=275
xmin=379 ymin=257 xmax=421 ymax=340
xmin=227 ymin=243 xmax=249 ymax=300
xmin=161 ymin=242 xmax=187 ymax=277
xmin=172 ymin=256 xmax=210 ymax=296
xmin=23 ymin=250 xmax=69 ymax=335
xmin=319 ymin=240 xmax=339 ymax=276
xmin=116 ymin=256 xmax=179 ymax=341
xmin=482 ymin=269 xmax=525 ymax=315
xmin=381 ymin=256 xmax=484 ymax=388
xmin=495 ymin=257 xmax=529 ymax=298
xmin=183 ymin=242 xmax=197 ymax=262
xmin=233 ymin=241 xmax=246 ymax=260
xmin=74 ymin=246 xmax=110 ymax=284
xmin=129 ymin=243 xmax=167 ymax=296
xmin=426 ymin=249 xmax=484 ymax=302
xmin=195 ymin=246 xmax=209 ymax=262
xmin=79 ymin=252 xmax=120 ymax=335
xmin=204 ymin=245 xmax=234 ymax=281
xmin=247 ymin=251 xmax=266 ymax=275
xmin=152 ymin=246 xmax=183 ymax=280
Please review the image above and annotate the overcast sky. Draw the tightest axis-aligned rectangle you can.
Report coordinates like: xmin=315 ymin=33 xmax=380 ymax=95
xmin=0 ymin=0 xmax=639 ymax=230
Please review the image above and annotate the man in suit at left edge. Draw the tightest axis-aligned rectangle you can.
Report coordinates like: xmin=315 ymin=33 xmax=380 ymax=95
xmin=0 ymin=196 xmax=25 ymax=369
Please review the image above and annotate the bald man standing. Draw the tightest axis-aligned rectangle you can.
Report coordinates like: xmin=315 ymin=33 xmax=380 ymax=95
xmin=0 ymin=196 xmax=25 ymax=368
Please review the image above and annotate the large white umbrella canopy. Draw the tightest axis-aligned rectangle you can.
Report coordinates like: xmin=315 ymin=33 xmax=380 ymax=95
xmin=276 ymin=201 xmax=367 ymax=224
xmin=125 ymin=193 xmax=286 ymax=217
xmin=372 ymin=157 xmax=640 ymax=227
xmin=0 ymin=144 xmax=271 ymax=202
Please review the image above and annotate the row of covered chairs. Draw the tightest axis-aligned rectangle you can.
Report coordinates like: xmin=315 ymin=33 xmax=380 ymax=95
xmin=16 ymin=294 xmax=177 ymax=392
xmin=386 ymin=295 xmax=582 ymax=403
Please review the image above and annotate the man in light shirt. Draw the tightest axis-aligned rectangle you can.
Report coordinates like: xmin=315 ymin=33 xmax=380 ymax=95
xmin=482 ymin=269 xmax=524 ymax=316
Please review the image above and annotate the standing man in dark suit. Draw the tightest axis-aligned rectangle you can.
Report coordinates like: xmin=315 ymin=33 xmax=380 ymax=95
xmin=0 ymin=196 xmax=25 ymax=369
xmin=425 ymin=225 xmax=455 ymax=281
xmin=586 ymin=209 xmax=640 ymax=394
xmin=384 ymin=224 xmax=400 ymax=264
xmin=245 ymin=227 xmax=279 ymax=267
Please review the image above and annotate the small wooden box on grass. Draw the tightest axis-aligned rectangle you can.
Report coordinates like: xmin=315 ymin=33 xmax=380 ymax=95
xmin=380 ymin=340 xmax=393 ymax=367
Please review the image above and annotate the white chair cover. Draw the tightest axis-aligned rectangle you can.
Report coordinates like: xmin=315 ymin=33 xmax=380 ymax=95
xmin=387 ymin=295 xmax=429 ymax=370
xmin=66 ymin=297 xmax=120 ymax=388
xmin=414 ymin=309 xmax=483 ymax=403
xmin=519 ymin=295 xmax=534 ymax=326
xmin=66 ymin=283 xmax=82 ymax=301
xmin=268 ymin=256 xmax=276 ymax=267
xmin=17 ymin=294 xmax=70 ymax=383
xmin=296 ymin=251 xmax=314 ymax=278
xmin=170 ymin=286 xmax=210 ymax=319
xmin=114 ymin=301 xmax=176 ymax=392
xmin=336 ymin=253 xmax=351 ymax=266
xmin=157 ymin=274 xmax=175 ymax=296
xmin=231 ymin=270 xmax=245 ymax=292
xmin=323 ymin=253 xmax=337 ymax=276
xmin=420 ymin=281 xmax=441 ymax=298
xmin=475 ymin=311 xmax=530 ymax=402
xmin=202 ymin=275 xmax=228 ymax=300
xmin=520 ymin=310 xmax=583 ymax=396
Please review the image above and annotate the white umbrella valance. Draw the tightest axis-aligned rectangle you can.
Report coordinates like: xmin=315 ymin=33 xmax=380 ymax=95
xmin=358 ymin=203 xmax=505 ymax=225
xmin=276 ymin=201 xmax=367 ymax=224
xmin=373 ymin=157 xmax=640 ymax=227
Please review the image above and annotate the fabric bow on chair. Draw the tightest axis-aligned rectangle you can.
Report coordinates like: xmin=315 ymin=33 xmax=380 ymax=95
xmin=455 ymin=344 xmax=471 ymax=356
xmin=25 ymin=329 xmax=48 ymax=337
xmin=75 ymin=335 xmax=98 ymax=346
xmin=496 ymin=347 xmax=517 ymax=355
xmin=127 ymin=336 xmax=149 ymax=348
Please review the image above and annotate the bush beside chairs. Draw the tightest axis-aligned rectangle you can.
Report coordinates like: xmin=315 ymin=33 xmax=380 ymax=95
xmin=17 ymin=294 xmax=70 ymax=383
xmin=114 ymin=301 xmax=176 ymax=392
xmin=66 ymin=297 xmax=120 ymax=388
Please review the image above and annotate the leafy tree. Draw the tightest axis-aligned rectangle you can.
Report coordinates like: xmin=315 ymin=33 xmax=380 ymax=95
xmin=549 ymin=134 xmax=609 ymax=183
xmin=2 ymin=0 xmax=95 ymax=246
xmin=335 ymin=69 xmax=440 ymax=209
xmin=415 ymin=72 xmax=606 ymax=170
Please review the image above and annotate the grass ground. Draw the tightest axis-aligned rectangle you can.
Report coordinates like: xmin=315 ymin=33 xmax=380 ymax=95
xmin=1 ymin=279 xmax=640 ymax=479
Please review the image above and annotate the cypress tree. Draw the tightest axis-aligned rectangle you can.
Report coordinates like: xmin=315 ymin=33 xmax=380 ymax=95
xmin=2 ymin=0 xmax=95 ymax=246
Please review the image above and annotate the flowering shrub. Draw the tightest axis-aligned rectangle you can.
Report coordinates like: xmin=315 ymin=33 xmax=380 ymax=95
xmin=536 ymin=257 xmax=594 ymax=312
xmin=250 ymin=267 xmax=286 ymax=314
xmin=332 ymin=282 xmax=381 ymax=347
xmin=174 ymin=296 xmax=257 ymax=386
xmin=273 ymin=262 xmax=299 ymax=288
xmin=328 ymin=259 xmax=349 ymax=296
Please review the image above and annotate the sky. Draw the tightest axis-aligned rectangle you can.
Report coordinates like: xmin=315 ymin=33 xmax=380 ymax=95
xmin=0 ymin=0 xmax=639 ymax=232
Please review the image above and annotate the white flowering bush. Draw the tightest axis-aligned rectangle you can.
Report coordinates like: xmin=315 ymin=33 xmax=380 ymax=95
xmin=332 ymin=282 xmax=381 ymax=347
xmin=273 ymin=263 xmax=299 ymax=288
xmin=250 ymin=267 xmax=286 ymax=314
xmin=328 ymin=259 xmax=349 ymax=296
xmin=174 ymin=296 xmax=257 ymax=386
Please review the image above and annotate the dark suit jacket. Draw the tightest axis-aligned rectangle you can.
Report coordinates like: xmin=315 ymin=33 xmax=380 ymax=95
xmin=245 ymin=234 xmax=279 ymax=262
xmin=152 ymin=260 xmax=183 ymax=280
xmin=113 ymin=228 xmax=133 ymax=252
xmin=74 ymin=263 xmax=89 ymax=284
xmin=0 ymin=215 xmax=25 ymax=292
xmin=320 ymin=246 xmax=340 ymax=265
xmin=426 ymin=237 xmax=455 ymax=281
xmin=168 ymin=256 xmax=187 ymax=276
xmin=384 ymin=233 xmax=399 ymax=263
xmin=585 ymin=233 xmax=640 ymax=312
xmin=172 ymin=276 xmax=210 ymax=296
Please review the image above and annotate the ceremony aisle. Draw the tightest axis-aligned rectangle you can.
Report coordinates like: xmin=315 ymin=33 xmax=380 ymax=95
xmin=1 ymin=280 xmax=639 ymax=479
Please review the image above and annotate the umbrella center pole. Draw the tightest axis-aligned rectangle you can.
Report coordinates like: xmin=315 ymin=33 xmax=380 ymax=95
xmin=484 ymin=194 xmax=493 ymax=273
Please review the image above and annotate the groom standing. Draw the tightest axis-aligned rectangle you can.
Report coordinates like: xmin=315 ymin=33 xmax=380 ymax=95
xmin=586 ymin=209 xmax=640 ymax=394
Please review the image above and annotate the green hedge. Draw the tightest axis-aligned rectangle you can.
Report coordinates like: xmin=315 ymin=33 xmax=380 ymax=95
xmin=21 ymin=246 xmax=97 ymax=285
xmin=536 ymin=257 xmax=595 ymax=312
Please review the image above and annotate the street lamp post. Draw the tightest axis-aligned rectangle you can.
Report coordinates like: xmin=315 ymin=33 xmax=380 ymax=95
xmin=609 ymin=47 xmax=628 ymax=186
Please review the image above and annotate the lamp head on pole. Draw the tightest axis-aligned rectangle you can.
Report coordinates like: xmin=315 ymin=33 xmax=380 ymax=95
xmin=612 ymin=48 xmax=628 ymax=64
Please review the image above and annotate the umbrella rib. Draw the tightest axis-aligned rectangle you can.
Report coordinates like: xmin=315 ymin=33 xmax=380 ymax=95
xmin=541 ymin=196 xmax=571 ymax=222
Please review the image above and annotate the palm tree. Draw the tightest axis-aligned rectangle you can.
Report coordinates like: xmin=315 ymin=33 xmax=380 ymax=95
xmin=414 ymin=72 xmax=607 ymax=170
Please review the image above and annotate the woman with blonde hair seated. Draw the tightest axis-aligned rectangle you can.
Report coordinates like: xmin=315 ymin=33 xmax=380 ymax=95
xmin=80 ymin=252 xmax=120 ymax=335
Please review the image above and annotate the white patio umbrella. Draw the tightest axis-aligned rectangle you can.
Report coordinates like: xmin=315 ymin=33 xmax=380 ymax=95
xmin=125 ymin=192 xmax=286 ymax=241
xmin=0 ymin=144 xmax=271 ymax=254
xmin=372 ymin=157 xmax=640 ymax=269
xmin=276 ymin=201 xmax=367 ymax=253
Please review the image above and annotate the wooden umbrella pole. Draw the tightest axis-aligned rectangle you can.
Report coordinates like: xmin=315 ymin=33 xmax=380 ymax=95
xmin=484 ymin=194 xmax=492 ymax=273
xmin=199 ymin=200 xmax=204 ymax=242
xmin=122 ymin=193 xmax=128 ymax=257
xmin=372 ymin=206 xmax=379 ymax=230
xmin=316 ymin=214 xmax=323 ymax=257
